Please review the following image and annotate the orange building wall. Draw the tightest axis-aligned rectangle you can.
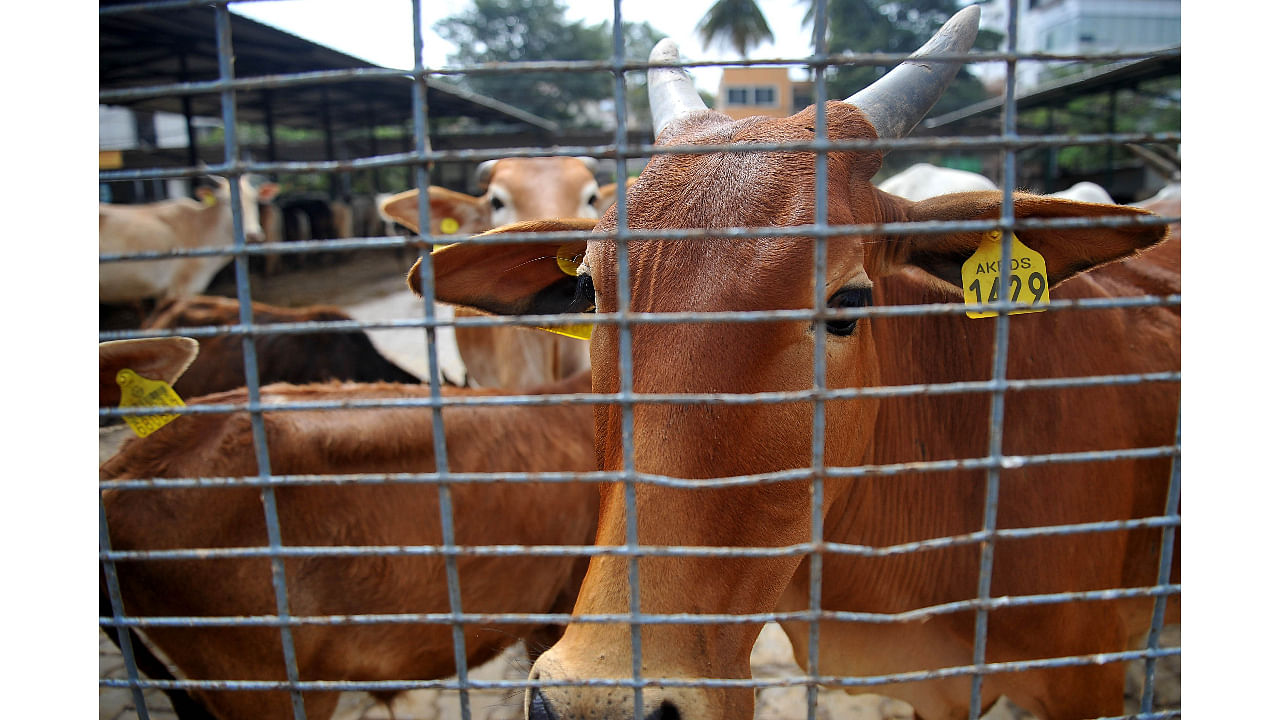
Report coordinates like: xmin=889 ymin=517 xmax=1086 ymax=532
xmin=716 ymin=67 xmax=793 ymax=120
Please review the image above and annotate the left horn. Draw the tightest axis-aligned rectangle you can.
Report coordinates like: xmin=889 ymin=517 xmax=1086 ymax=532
xmin=474 ymin=159 xmax=499 ymax=189
xmin=846 ymin=5 xmax=980 ymax=141
xmin=648 ymin=39 xmax=709 ymax=141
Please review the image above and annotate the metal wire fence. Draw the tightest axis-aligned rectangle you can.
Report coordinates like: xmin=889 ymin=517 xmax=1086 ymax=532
xmin=99 ymin=1 xmax=1181 ymax=719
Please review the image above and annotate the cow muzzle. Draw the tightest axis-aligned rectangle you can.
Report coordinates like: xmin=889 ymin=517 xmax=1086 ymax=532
xmin=526 ymin=648 xmax=748 ymax=720
xmin=526 ymin=682 xmax=686 ymax=720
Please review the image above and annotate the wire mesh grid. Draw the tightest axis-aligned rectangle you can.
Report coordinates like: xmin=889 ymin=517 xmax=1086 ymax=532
xmin=99 ymin=1 xmax=1181 ymax=719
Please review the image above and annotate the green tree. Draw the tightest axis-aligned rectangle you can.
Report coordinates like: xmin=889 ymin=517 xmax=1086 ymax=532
xmin=810 ymin=0 xmax=1001 ymax=116
xmin=435 ymin=0 xmax=611 ymax=125
xmin=695 ymin=0 xmax=775 ymax=57
xmin=437 ymin=0 xmax=670 ymax=129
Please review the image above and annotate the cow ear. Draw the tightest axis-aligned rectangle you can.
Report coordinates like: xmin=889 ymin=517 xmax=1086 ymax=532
xmin=871 ymin=190 xmax=1170 ymax=292
xmin=378 ymin=187 xmax=489 ymax=236
xmin=257 ymin=182 xmax=280 ymax=203
xmin=194 ymin=186 xmax=219 ymax=206
xmin=407 ymin=219 xmax=596 ymax=317
xmin=99 ymin=337 xmax=200 ymax=408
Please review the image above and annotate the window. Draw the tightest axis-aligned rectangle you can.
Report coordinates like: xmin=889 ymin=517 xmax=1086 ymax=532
xmin=725 ymin=84 xmax=779 ymax=108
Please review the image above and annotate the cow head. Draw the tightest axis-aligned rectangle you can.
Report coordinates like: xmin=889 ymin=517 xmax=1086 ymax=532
xmin=422 ymin=7 xmax=1168 ymax=719
xmin=195 ymin=175 xmax=279 ymax=243
xmin=379 ymin=157 xmax=608 ymax=238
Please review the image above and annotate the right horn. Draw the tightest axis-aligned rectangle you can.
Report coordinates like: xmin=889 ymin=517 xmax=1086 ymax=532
xmin=845 ymin=5 xmax=980 ymax=141
xmin=648 ymin=38 xmax=710 ymax=141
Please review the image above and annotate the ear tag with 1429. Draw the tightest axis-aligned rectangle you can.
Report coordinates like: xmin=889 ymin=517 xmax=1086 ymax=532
xmin=961 ymin=230 xmax=1050 ymax=319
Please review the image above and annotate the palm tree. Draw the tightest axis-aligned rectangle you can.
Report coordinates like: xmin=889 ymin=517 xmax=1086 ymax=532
xmin=695 ymin=0 xmax=775 ymax=57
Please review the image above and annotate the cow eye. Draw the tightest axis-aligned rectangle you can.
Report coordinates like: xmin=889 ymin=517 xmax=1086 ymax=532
xmin=825 ymin=286 xmax=873 ymax=337
xmin=588 ymin=193 xmax=600 ymax=206
xmin=490 ymin=196 xmax=504 ymax=211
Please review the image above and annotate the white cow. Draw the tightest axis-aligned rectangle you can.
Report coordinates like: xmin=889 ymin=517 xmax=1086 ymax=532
xmin=880 ymin=164 xmax=1118 ymax=206
xmin=99 ymin=176 xmax=279 ymax=303
xmin=1050 ymin=181 xmax=1115 ymax=204
xmin=875 ymin=162 xmax=997 ymax=201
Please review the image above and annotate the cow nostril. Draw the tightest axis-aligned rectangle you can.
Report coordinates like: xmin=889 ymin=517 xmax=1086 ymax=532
xmin=643 ymin=700 xmax=681 ymax=720
xmin=528 ymin=687 xmax=558 ymax=720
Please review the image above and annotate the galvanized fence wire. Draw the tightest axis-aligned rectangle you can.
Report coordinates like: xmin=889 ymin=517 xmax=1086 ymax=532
xmin=99 ymin=0 xmax=1181 ymax=719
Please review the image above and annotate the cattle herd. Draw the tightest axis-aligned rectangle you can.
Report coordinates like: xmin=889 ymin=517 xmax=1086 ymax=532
xmin=99 ymin=7 xmax=1180 ymax=720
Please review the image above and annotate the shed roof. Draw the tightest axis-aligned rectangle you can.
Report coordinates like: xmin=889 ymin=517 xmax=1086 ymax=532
xmin=99 ymin=1 xmax=559 ymax=135
xmin=923 ymin=51 xmax=1181 ymax=130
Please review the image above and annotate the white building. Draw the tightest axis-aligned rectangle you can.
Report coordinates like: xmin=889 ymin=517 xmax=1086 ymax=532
xmin=100 ymin=106 xmax=222 ymax=201
xmin=970 ymin=0 xmax=1180 ymax=90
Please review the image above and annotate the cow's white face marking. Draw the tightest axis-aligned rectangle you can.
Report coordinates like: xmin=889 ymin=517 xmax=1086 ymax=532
xmin=578 ymin=181 xmax=602 ymax=220
xmin=487 ymin=185 xmax=516 ymax=226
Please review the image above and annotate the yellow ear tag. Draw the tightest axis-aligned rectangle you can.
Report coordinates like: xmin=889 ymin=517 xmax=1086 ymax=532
xmin=961 ymin=231 xmax=1051 ymax=319
xmin=440 ymin=217 xmax=460 ymax=234
xmin=117 ymin=368 xmax=186 ymax=438
xmin=200 ymin=192 xmax=217 ymax=207
xmin=555 ymin=243 xmax=583 ymax=276
xmin=536 ymin=244 xmax=593 ymax=340
xmin=538 ymin=324 xmax=594 ymax=340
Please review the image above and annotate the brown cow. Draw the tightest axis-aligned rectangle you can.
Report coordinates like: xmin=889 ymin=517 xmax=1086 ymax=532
xmin=140 ymin=295 xmax=424 ymax=398
xmin=101 ymin=370 xmax=598 ymax=720
xmin=379 ymin=157 xmax=611 ymax=389
xmin=414 ymin=7 xmax=1179 ymax=720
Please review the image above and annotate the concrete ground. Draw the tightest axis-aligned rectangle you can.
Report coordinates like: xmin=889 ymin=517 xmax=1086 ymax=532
xmin=100 ymin=622 xmax=1179 ymax=720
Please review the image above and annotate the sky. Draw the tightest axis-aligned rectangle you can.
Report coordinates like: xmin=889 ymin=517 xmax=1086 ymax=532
xmin=230 ymin=0 xmax=815 ymax=93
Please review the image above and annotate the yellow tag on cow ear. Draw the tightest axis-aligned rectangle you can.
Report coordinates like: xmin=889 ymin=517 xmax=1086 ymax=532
xmin=440 ymin=217 xmax=460 ymax=234
xmin=541 ymin=244 xmax=591 ymax=338
xmin=555 ymin=244 xmax=584 ymax=276
xmin=199 ymin=192 xmax=217 ymax=207
xmin=961 ymin=231 xmax=1051 ymax=319
xmin=117 ymin=368 xmax=185 ymax=438
xmin=537 ymin=323 xmax=593 ymax=340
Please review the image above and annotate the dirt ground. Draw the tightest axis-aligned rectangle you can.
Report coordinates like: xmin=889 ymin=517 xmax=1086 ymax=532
xmin=99 ymin=249 xmax=1179 ymax=719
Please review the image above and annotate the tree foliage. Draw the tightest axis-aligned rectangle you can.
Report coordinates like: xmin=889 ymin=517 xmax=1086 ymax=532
xmin=695 ymin=0 xmax=775 ymax=57
xmin=435 ymin=0 xmax=666 ymax=128
xmin=811 ymin=0 xmax=1002 ymax=116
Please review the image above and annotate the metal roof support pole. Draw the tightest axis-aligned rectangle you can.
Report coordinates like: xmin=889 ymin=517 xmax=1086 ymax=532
xmin=1044 ymin=107 xmax=1059 ymax=192
xmin=263 ymin=89 xmax=278 ymax=163
xmin=322 ymin=86 xmax=337 ymax=198
xmin=1106 ymin=88 xmax=1117 ymax=190
xmin=178 ymin=52 xmax=198 ymax=179
xmin=367 ymin=101 xmax=381 ymax=192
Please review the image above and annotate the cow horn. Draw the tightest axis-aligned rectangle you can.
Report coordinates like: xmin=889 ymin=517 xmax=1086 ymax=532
xmin=474 ymin=159 xmax=500 ymax=189
xmin=845 ymin=5 xmax=980 ymax=141
xmin=648 ymin=38 xmax=709 ymax=140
